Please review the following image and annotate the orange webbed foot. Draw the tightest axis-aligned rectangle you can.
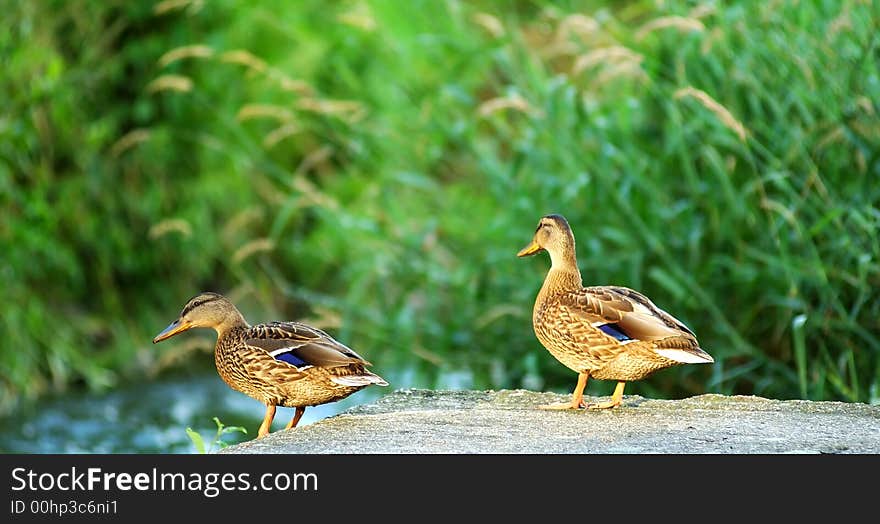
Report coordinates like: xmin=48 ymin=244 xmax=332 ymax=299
xmin=538 ymin=399 xmax=586 ymax=410
xmin=584 ymin=381 xmax=626 ymax=410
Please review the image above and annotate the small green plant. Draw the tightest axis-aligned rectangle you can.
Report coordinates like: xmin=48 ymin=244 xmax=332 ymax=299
xmin=185 ymin=417 xmax=248 ymax=454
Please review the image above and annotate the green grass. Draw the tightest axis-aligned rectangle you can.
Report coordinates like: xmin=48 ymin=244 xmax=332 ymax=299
xmin=2 ymin=0 xmax=879 ymax=414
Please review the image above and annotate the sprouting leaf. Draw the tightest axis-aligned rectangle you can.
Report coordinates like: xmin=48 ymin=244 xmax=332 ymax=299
xmin=220 ymin=425 xmax=248 ymax=436
xmin=186 ymin=427 xmax=206 ymax=454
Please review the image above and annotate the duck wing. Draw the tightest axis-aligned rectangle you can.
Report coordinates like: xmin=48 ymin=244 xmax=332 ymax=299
xmin=550 ymin=286 xmax=710 ymax=363
xmin=243 ymin=321 xmax=371 ymax=369
xmin=574 ymin=286 xmax=696 ymax=341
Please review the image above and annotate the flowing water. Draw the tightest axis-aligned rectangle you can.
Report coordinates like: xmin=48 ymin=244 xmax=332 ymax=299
xmin=0 ymin=370 xmax=391 ymax=454
xmin=0 ymin=364 xmax=477 ymax=453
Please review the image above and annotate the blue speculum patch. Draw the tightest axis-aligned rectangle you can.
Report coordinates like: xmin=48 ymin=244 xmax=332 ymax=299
xmin=598 ymin=323 xmax=632 ymax=342
xmin=274 ymin=351 xmax=309 ymax=367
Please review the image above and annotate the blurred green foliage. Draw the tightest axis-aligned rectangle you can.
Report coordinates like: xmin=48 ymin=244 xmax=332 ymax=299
xmin=2 ymin=0 xmax=878 ymax=415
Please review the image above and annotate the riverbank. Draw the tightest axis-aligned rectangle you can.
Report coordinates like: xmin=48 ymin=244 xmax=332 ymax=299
xmin=222 ymin=389 xmax=880 ymax=454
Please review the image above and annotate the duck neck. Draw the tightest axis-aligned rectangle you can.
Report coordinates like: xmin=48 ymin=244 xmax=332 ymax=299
xmin=213 ymin=311 xmax=250 ymax=343
xmin=539 ymin=266 xmax=583 ymax=299
xmin=535 ymin=250 xmax=583 ymax=316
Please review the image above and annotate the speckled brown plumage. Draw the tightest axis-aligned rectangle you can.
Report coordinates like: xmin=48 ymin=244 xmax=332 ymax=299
xmin=518 ymin=214 xmax=713 ymax=410
xmin=153 ymin=292 xmax=387 ymax=438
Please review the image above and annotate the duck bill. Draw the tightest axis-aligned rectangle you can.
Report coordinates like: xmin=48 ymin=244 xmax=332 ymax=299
xmin=517 ymin=240 xmax=543 ymax=257
xmin=152 ymin=319 xmax=191 ymax=343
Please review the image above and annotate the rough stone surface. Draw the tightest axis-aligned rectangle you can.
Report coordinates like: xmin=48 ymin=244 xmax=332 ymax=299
xmin=221 ymin=389 xmax=880 ymax=454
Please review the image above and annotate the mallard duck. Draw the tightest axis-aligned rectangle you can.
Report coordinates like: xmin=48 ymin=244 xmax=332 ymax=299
xmin=517 ymin=214 xmax=713 ymax=410
xmin=153 ymin=292 xmax=388 ymax=438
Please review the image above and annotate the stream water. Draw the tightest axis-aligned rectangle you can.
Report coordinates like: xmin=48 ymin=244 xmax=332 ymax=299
xmin=0 ymin=370 xmax=392 ymax=454
xmin=0 ymin=362 xmax=480 ymax=454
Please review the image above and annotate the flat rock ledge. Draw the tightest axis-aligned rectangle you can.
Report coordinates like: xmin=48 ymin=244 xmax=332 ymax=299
xmin=221 ymin=389 xmax=880 ymax=454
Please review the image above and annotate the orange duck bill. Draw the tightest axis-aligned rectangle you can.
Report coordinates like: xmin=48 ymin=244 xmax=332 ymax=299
xmin=516 ymin=240 xmax=543 ymax=257
xmin=152 ymin=318 xmax=193 ymax=343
